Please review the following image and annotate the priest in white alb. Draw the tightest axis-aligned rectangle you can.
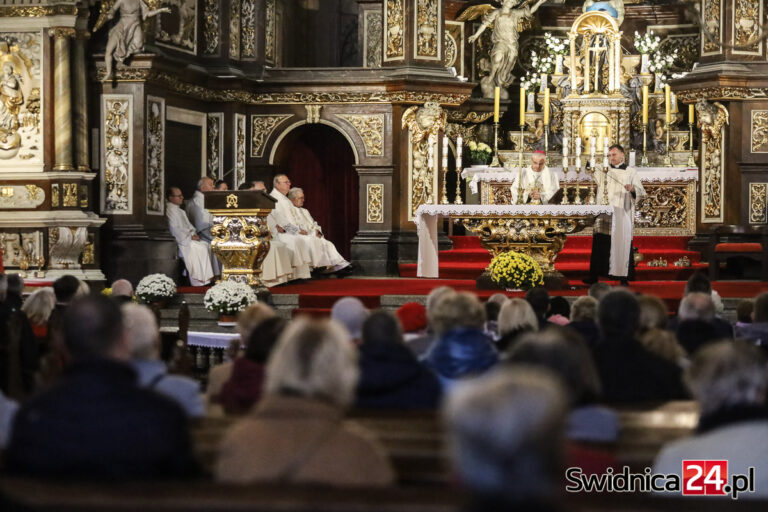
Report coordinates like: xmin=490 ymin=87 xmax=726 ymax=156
xmin=585 ymin=144 xmax=645 ymax=286
xmin=266 ymin=175 xmax=315 ymax=275
xmin=287 ymin=187 xmax=351 ymax=273
xmin=165 ymin=187 xmax=214 ymax=286
xmin=186 ymin=176 xmax=221 ymax=275
xmin=511 ymin=151 xmax=560 ymax=204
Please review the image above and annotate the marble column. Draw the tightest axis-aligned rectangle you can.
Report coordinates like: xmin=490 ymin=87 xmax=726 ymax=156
xmin=569 ymin=34 xmax=577 ymax=92
xmin=52 ymin=28 xmax=75 ymax=172
xmin=72 ymin=31 xmax=90 ymax=172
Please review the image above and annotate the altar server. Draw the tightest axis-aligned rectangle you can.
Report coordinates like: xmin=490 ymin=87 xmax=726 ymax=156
xmin=165 ymin=187 xmax=214 ymax=286
xmin=585 ymin=144 xmax=645 ymax=286
xmin=511 ymin=151 xmax=560 ymax=204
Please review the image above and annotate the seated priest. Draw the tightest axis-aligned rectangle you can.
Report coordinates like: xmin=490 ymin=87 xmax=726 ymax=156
xmin=186 ymin=176 xmax=221 ymax=275
xmin=511 ymin=151 xmax=560 ymax=205
xmin=268 ymin=174 xmax=316 ymax=270
xmin=165 ymin=187 xmax=214 ymax=286
xmin=287 ymin=187 xmax=351 ymax=274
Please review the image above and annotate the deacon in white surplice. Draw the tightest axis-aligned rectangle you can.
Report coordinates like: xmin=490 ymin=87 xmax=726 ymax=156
xmin=287 ymin=187 xmax=351 ymax=273
xmin=267 ymin=174 xmax=315 ymax=273
xmin=165 ymin=187 xmax=214 ymax=286
xmin=510 ymin=151 xmax=560 ymax=205
xmin=586 ymin=144 xmax=646 ymax=285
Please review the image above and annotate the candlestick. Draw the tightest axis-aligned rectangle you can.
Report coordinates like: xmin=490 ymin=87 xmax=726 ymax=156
xmin=543 ymin=89 xmax=550 ymax=125
xmin=493 ymin=87 xmax=500 ymax=123
xmin=664 ymin=85 xmax=671 ymax=124
xmin=490 ymin=123 xmax=501 ymax=167
xmin=456 ymin=135 xmax=463 ymax=169
xmin=602 ymin=167 xmax=609 ymax=205
xmin=590 ymin=136 xmax=596 ymax=156
xmin=441 ymin=162 xmax=449 ymax=204
xmin=641 ymin=124 xmax=649 ymax=167
xmin=455 ymin=135 xmax=464 ymax=204
xmin=540 ymin=73 xmax=548 ymax=91
xmin=663 ymin=122 xmax=672 ymax=167
xmin=687 ymin=122 xmax=696 ymax=168
xmin=642 ymin=85 xmax=649 ymax=125
xmin=689 ymin=103 xmax=695 ymax=124
xmin=442 ymin=135 xmax=449 ymax=169
xmin=427 ymin=135 xmax=434 ymax=170
xmin=516 ymin=127 xmax=525 ymax=204
xmin=562 ymin=137 xmax=569 ymax=157
xmin=561 ymin=158 xmax=570 ymax=205
xmin=575 ymin=136 xmax=581 ymax=156
xmin=519 ymin=87 xmax=526 ymax=126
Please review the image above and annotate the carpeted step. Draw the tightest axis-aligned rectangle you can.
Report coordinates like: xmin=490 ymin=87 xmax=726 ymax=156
xmin=449 ymin=235 xmax=695 ymax=251
xmin=298 ymin=294 xmax=381 ymax=309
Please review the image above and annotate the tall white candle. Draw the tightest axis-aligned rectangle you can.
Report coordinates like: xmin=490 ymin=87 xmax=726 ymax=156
xmin=562 ymin=137 xmax=569 ymax=157
xmin=427 ymin=135 xmax=434 ymax=169
xmin=456 ymin=135 xmax=463 ymax=169
xmin=575 ymin=137 xmax=582 ymax=155
xmin=590 ymin=136 xmax=596 ymax=156
xmin=604 ymin=142 xmax=609 ymax=156
xmin=442 ymin=135 xmax=449 ymax=168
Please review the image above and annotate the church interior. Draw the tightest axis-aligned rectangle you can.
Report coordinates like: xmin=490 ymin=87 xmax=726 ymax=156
xmin=1 ymin=0 xmax=768 ymax=509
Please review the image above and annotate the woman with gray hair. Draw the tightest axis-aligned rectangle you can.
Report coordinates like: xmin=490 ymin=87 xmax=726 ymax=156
xmin=215 ymin=318 xmax=394 ymax=486
xmin=496 ymin=298 xmax=538 ymax=353
xmin=22 ymin=287 xmax=56 ymax=340
xmin=653 ymin=341 xmax=768 ymax=498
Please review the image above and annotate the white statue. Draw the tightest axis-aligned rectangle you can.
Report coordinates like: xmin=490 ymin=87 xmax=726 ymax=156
xmin=94 ymin=0 xmax=171 ymax=80
xmin=583 ymin=0 xmax=625 ymax=26
xmin=460 ymin=0 xmax=546 ymax=97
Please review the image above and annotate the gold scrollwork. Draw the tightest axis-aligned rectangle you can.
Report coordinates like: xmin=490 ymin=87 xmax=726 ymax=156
xmin=25 ymin=185 xmax=42 ymax=202
xmin=305 ymin=105 xmax=322 ymax=124
xmin=203 ymin=0 xmax=220 ymax=55
xmin=79 ymin=185 xmax=88 ymax=208
xmin=229 ymin=0 xmax=241 ymax=60
xmin=63 ymin=183 xmax=78 ymax=207
xmin=733 ymin=0 xmax=761 ymax=52
xmin=51 ymin=184 xmax=60 ymax=207
xmin=702 ymin=0 xmax=722 ymax=54
xmin=250 ymin=115 xmax=291 ymax=158
xmin=0 ymin=5 xmax=77 ymax=17
xmin=210 ymin=214 xmax=271 ymax=288
xmin=265 ymin=0 xmax=276 ymax=64
xmin=697 ymin=100 xmax=729 ymax=221
xmin=751 ymin=110 xmax=768 ymax=153
xmin=234 ymin=114 xmax=246 ymax=187
xmin=402 ymin=102 xmax=447 ymax=218
xmin=49 ymin=28 xmax=77 ymax=39
xmin=676 ymin=87 xmax=768 ymax=103
xmin=226 ymin=194 xmax=238 ymax=208
xmin=385 ymin=0 xmax=404 ymax=60
xmin=81 ymin=241 xmax=95 ymax=265
xmin=366 ymin=184 xmax=384 ymax=223
xmin=635 ymin=184 xmax=689 ymax=230
xmin=750 ymin=183 xmax=767 ymax=224
xmin=364 ymin=8 xmax=382 ymax=68
xmin=338 ymin=114 xmax=384 ymax=157
xmin=446 ymin=111 xmax=494 ymax=123
xmin=416 ymin=0 xmax=438 ymax=58
xmin=241 ymin=0 xmax=257 ymax=57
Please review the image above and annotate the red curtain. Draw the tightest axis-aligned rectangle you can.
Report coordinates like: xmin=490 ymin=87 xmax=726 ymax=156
xmin=275 ymin=126 xmax=358 ymax=259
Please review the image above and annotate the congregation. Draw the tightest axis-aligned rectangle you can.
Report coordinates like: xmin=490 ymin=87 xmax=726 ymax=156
xmin=1 ymin=270 xmax=767 ymax=508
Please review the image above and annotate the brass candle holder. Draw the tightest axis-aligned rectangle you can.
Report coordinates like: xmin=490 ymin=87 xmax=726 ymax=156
xmin=687 ymin=122 xmax=696 ymax=168
xmin=440 ymin=165 xmax=449 ymax=204
xmin=641 ymin=123 xmax=649 ymax=167
xmin=490 ymin=122 xmax=501 ymax=167
xmin=663 ymin=123 xmax=672 ymax=167
xmin=561 ymin=158 xmax=570 ymax=205
xmin=585 ymin=165 xmax=596 ymax=205
xmin=454 ymin=167 xmax=463 ymax=205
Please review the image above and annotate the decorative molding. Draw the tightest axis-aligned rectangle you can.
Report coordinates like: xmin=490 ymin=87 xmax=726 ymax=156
xmin=305 ymin=104 xmax=322 ymax=124
xmin=0 ymin=231 xmax=43 ymax=268
xmin=48 ymin=226 xmax=88 ymax=269
xmin=51 ymin=183 xmax=59 ymax=207
xmin=155 ymin=0 xmax=198 ymax=55
xmin=146 ymin=96 xmax=165 ymax=215
xmin=0 ymin=185 xmax=44 ymax=209
xmin=338 ymin=114 xmax=385 ymax=157
xmin=732 ymin=0 xmax=762 ymax=55
xmin=384 ymin=0 xmax=404 ymax=62
xmin=414 ymin=0 xmax=440 ymax=60
xmin=696 ymin=100 xmax=729 ymax=223
xmin=750 ymin=110 xmax=768 ymax=153
xmin=101 ymin=95 xmax=132 ymax=214
xmin=207 ymin=112 xmax=224 ymax=179
xmin=366 ymin=184 xmax=384 ymax=223
xmin=250 ymin=114 xmax=292 ymax=158
xmin=49 ymin=27 xmax=76 ymax=39
xmin=749 ymin=182 xmax=767 ymax=224
xmin=701 ymin=0 xmax=723 ymax=55
xmin=234 ymin=113 xmax=246 ymax=189
xmin=0 ymin=5 xmax=77 ymax=18
xmin=676 ymin=87 xmax=768 ymax=102
xmin=229 ymin=0 xmax=241 ymax=60
xmin=363 ymin=8 xmax=382 ymax=68
xmin=445 ymin=21 xmax=465 ymax=76
xmin=241 ymin=0 xmax=256 ymax=58
xmin=62 ymin=183 xmax=77 ymax=207
xmin=265 ymin=0 xmax=276 ymax=64
xmin=202 ymin=0 xmax=220 ymax=55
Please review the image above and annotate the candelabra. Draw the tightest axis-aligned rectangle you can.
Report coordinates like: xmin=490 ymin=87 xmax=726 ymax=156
xmin=544 ymin=124 xmax=549 ymax=153
xmin=561 ymin=157 xmax=570 ymax=205
xmin=440 ymin=165 xmax=449 ymax=204
xmin=490 ymin=122 xmax=501 ymax=167
xmin=601 ymin=167 xmax=609 ymax=205
xmin=585 ymin=165 xmax=596 ymax=205
xmin=454 ymin=168 xmax=463 ymax=205
xmin=641 ymin=123 xmax=649 ymax=166
xmin=516 ymin=127 xmax=525 ymax=204
xmin=687 ymin=122 xmax=696 ymax=168
xmin=573 ymin=158 xmax=582 ymax=205
xmin=663 ymin=124 xmax=672 ymax=167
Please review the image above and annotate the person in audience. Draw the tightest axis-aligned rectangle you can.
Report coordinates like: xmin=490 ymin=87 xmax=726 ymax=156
xmin=735 ymin=299 xmax=753 ymax=328
xmin=331 ymin=296 xmax=369 ymax=344
xmin=684 ymin=271 xmax=725 ymax=316
xmin=653 ymin=341 xmax=768 ymax=498
xmin=594 ymin=289 xmax=687 ymax=402
xmin=6 ymin=295 xmax=197 ymax=479
xmin=588 ymin=282 xmax=611 ymax=301
xmin=0 ymin=389 xmax=18 ymax=449
xmin=1 ymin=274 xmax=37 ymax=395
xmin=406 ymin=286 xmax=455 ymax=357
xmin=214 ymin=179 xmax=228 ymax=191
xmin=567 ymin=296 xmax=600 ymax=348
xmin=735 ymin=292 xmax=768 ymax=347
xmin=3 ymin=273 xmax=24 ymax=309
xmin=165 ymin=187 xmax=215 ymax=286
xmin=445 ymin=367 xmax=567 ymax=510
xmin=123 ymin=303 xmax=204 ymax=418
xmin=675 ymin=292 xmax=731 ymax=355
xmin=496 ymin=298 xmax=538 ymax=353
xmin=22 ymin=287 xmax=56 ymax=341
xmin=287 ymin=187 xmax=352 ymax=275
xmin=218 ymin=316 xmax=286 ymax=415
xmin=75 ymin=279 xmax=90 ymax=298
xmin=487 ymin=292 xmax=509 ymax=306
xmin=111 ymin=278 xmax=134 ymax=304
xmin=251 ymin=180 xmax=266 ymax=191
xmin=395 ymin=301 xmax=428 ymax=342
xmin=215 ymin=318 xmax=395 ymax=486
xmin=423 ymin=292 xmax=497 ymax=389
xmin=547 ymin=296 xmax=571 ymax=325
xmin=638 ymin=294 xmax=668 ymax=332
xmin=483 ymin=300 xmax=502 ymax=340
xmin=39 ymin=275 xmax=81 ymax=388
xmin=355 ymin=310 xmax=441 ymax=410
xmin=525 ymin=286 xmax=550 ymax=329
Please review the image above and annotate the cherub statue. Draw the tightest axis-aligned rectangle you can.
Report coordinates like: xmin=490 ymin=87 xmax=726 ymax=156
xmin=94 ymin=0 xmax=171 ymax=80
xmin=460 ymin=0 xmax=547 ymax=97
xmin=696 ymin=99 xmax=729 ymax=143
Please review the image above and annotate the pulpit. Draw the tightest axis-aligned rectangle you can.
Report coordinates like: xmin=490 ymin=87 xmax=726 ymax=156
xmin=204 ymin=191 xmax=275 ymax=294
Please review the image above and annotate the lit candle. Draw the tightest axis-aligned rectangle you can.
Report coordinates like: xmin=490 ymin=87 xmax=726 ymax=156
xmin=642 ymin=85 xmax=649 ymax=125
xmin=590 ymin=136 xmax=596 ymax=156
xmin=665 ymin=85 xmax=671 ymax=124
xmin=519 ymin=87 xmax=526 ymax=126
xmin=590 ymin=156 xmax=596 ymax=168
xmin=457 ymin=135 xmax=463 ymax=169
xmin=575 ymin=136 xmax=582 ymax=156
xmin=603 ymin=141 xmax=609 ymax=156
xmin=427 ymin=135 xmax=434 ymax=170
xmin=689 ymin=103 xmax=695 ymax=124
xmin=543 ymin=89 xmax=550 ymax=125
xmin=493 ymin=87 xmax=500 ymax=123
xmin=603 ymin=155 xmax=609 ymax=168
xmin=442 ymin=135 xmax=449 ymax=168
xmin=562 ymin=136 xmax=569 ymax=157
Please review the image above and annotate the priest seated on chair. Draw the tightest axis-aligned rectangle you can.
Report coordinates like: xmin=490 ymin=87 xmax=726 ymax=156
xmin=267 ymin=174 xmax=317 ymax=272
xmin=511 ymin=151 xmax=560 ymax=205
xmin=287 ymin=187 xmax=352 ymax=275
xmin=165 ymin=187 xmax=214 ymax=286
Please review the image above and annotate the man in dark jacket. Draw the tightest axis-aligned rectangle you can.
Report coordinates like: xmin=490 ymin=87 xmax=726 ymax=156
xmin=5 ymin=295 xmax=197 ymax=479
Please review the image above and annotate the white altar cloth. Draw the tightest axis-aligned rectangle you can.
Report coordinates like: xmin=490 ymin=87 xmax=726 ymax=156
xmin=414 ymin=204 xmax=613 ymax=278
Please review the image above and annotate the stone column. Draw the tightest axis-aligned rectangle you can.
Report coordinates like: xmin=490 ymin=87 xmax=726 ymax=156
xmin=52 ymin=28 xmax=75 ymax=172
xmin=72 ymin=31 xmax=90 ymax=171
xmin=608 ymin=41 xmax=614 ymax=92
xmin=569 ymin=33 xmax=577 ymax=92
xmin=583 ymin=34 xmax=590 ymax=94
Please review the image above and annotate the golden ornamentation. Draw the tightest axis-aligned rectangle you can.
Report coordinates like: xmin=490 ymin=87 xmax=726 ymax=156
xmin=676 ymin=87 xmax=768 ymax=102
xmin=305 ymin=104 xmax=322 ymax=124
xmin=702 ymin=0 xmax=722 ymax=54
xmin=647 ymin=257 xmax=668 ymax=267
xmin=94 ymin=67 xmax=152 ymax=82
xmin=697 ymin=99 xmax=729 ymax=222
xmin=49 ymin=28 xmax=77 ymax=40
xmin=63 ymin=183 xmax=78 ymax=207
xmin=363 ymin=8 xmax=382 ymax=68
xmin=155 ymin=0 xmax=197 ymax=54
xmin=146 ymin=97 xmax=165 ymax=214
xmin=25 ymin=184 xmax=41 ymax=202
xmin=733 ymin=0 xmax=760 ymax=52
xmin=0 ymin=231 xmax=43 ymax=268
xmin=669 ymin=131 xmax=690 ymax=152
xmin=446 ymin=111 xmax=494 ymax=123
xmin=385 ymin=0 xmax=404 ymax=60
xmin=445 ymin=21 xmax=464 ymax=76
xmin=203 ymin=0 xmax=220 ymax=55
xmin=229 ymin=0 xmax=241 ymax=60
xmin=234 ymin=114 xmax=246 ymax=188
xmin=402 ymin=102 xmax=447 ymax=219
xmin=250 ymin=114 xmax=291 ymax=158
xmin=207 ymin=112 xmax=223 ymax=176
xmin=338 ymin=114 xmax=384 ymax=157
xmin=750 ymin=110 xmax=768 ymax=153
xmin=635 ymin=183 xmax=691 ymax=232
xmin=226 ymin=194 xmax=238 ymax=208
xmin=48 ymin=226 xmax=88 ymax=269
xmin=0 ymin=184 xmax=44 ymax=209
xmin=750 ymin=183 xmax=767 ymax=224
xmin=81 ymin=241 xmax=95 ymax=265
xmin=265 ymin=0 xmax=276 ymax=64
xmin=79 ymin=185 xmax=88 ymax=208
xmin=241 ymin=0 xmax=256 ymax=58
xmin=210 ymin=212 xmax=272 ymax=288
xmin=416 ymin=0 xmax=438 ymax=58
xmin=102 ymin=95 xmax=132 ymax=213
xmin=51 ymin=183 xmax=59 ymax=207
xmin=366 ymin=184 xmax=384 ymax=223
xmin=0 ymin=5 xmax=77 ymax=17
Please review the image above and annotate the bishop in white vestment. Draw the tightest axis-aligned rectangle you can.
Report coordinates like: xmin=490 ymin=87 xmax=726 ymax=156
xmin=165 ymin=187 xmax=214 ymax=286
xmin=267 ymin=174 xmax=314 ymax=269
xmin=510 ymin=151 xmax=561 ymax=204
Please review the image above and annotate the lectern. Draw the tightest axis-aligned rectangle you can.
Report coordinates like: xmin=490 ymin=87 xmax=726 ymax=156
xmin=204 ymin=190 xmax=275 ymax=294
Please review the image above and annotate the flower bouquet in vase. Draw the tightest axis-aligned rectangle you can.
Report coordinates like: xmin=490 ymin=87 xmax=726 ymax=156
xmin=135 ymin=273 xmax=177 ymax=307
xmin=467 ymin=141 xmax=493 ymax=166
xmin=488 ymin=251 xmax=544 ymax=291
xmin=203 ymin=280 xmax=258 ymax=326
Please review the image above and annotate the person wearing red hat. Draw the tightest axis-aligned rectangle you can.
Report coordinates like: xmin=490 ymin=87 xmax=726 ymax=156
xmin=511 ymin=151 xmax=560 ymax=205
xmin=396 ymin=302 xmax=428 ymax=342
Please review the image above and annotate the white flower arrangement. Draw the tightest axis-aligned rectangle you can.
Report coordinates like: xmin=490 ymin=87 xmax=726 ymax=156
xmin=544 ymin=33 xmax=568 ymax=55
xmin=520 ymin=71 xmax=541 ymax=91
xmin=649 ymin=48 xmax=678 ymax=87
xmin=530 ymin=51 xmax=555 ymax=75
xmin=203 ymin=280 xmax=258 ymax=315
xmin=135 ymin=273 xmax=177 ymax=304
xmin=634 ymin=30 xmax=660 ymax=54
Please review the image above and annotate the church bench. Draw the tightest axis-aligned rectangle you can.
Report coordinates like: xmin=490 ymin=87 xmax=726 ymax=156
xmin=708 ymin=225 xmax=768 ymax=281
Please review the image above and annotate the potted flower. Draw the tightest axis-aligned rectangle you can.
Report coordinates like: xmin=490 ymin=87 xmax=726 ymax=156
xmin=634 ymin=30 xmax=661 ymax=73
xmin=203 ymin=280 xmax=258 ymax=326
xmin=488 ymin=251 xmax=544 ymax=291
xmin=467 ymin=141 xmax=493 ymax=166
xmin=135 ymin=273 xmax=177 ymax=307
xmin=544 ymin=33 xmax=568 ymax=74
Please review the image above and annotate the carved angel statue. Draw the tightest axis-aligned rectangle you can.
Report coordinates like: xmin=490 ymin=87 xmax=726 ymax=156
xmin=94 ymin=0 xmax=171 ymax=80
xmin=696 ymin=99 xmax=729 ymax=143
xmin=402 ymin=102 xmax=446 ymax=215
xmin=460 ymin=0 xmax=547 ymax=97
